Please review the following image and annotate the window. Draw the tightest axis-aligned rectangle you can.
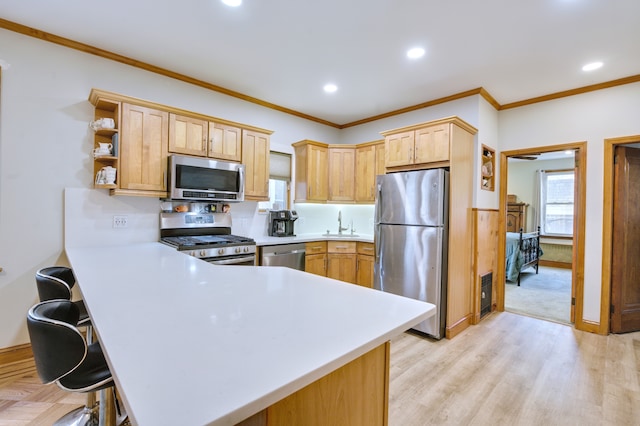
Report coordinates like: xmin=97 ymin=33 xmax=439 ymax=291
xmin=540 ymin=170 xmax=574 ymax=236
xmin=258 ymin=151 xmax=291 ymax=211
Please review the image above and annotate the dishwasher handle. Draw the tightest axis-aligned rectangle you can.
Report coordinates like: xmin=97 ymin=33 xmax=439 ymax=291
xmin=262 ymin=248 xmax=306 ymax=257
xmin=260 ymin=244 xmax=306 ymax=271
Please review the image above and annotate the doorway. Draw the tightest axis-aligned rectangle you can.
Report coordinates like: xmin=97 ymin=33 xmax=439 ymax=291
xmin=505 ymin=152 xmax=575 ymax=324
xmin=601 ymin=137 xmax=640 ymax=334
xmin=496 ymin=142 xmax=587 ymax=330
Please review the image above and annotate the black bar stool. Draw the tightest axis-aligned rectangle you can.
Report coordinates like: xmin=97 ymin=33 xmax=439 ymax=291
xmin=35 ymin=267 xmax=101 ymax=425
xmin=26 ymin=299 xmax=123 ymax=426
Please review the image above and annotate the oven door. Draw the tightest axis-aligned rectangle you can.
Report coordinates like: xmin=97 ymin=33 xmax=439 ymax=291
xmin=204 ymin=254 xmax=256 ymax=266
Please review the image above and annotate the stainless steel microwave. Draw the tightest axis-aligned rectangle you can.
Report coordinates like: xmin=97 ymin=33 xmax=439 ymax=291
xmin=168 ymin=154 xmax=245 ymax=202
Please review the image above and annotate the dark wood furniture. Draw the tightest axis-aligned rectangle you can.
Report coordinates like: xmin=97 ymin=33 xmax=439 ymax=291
xmin=507 ymin=202 xmax=528 ymax=233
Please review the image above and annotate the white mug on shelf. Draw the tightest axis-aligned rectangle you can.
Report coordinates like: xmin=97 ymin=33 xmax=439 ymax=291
xmin=90 ymin=117 xmax=115 ymax=131
xmin=93 ymin=142 xmax=113 ymax=155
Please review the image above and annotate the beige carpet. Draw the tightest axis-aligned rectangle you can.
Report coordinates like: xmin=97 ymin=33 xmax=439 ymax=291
xmin=505 ymin=266 xmax=572 ymax=324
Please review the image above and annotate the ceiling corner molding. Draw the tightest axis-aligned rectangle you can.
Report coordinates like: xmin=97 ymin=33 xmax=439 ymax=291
xmin=478 ymin=88 xmax=501 ymax=110
xmin=500 ymin=74 xmax=640 ymax=110
xmin=340 ymin=88 xmax=488 ymax=129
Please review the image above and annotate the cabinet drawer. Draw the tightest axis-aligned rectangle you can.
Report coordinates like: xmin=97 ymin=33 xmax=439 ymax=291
xmin=357 ymin=242 xmax=375 ymax=255
xmin=327 ymin=241 xmax=356 ymax=253
xmin=305 ymin=241 xmax=327 ymax=253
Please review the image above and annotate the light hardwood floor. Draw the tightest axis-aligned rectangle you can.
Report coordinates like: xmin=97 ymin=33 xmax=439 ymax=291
xmin=1 ymin=311 xmax=639 ymax=425
xmin=389 ymin=311 xmax=640 ymax=425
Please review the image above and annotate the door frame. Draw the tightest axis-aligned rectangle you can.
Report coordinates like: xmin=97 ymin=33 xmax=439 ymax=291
xmin=496 ymin=142 xmax=587 ymax=331
xmin=600 ymin=135 xmax=640 ymax=334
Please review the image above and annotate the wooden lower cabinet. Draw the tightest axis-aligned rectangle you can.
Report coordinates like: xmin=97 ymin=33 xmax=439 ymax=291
xmin=356 ymin=242 xmax=375 ymax=288
xmin=305 ymin=241 xmax=327 ymax=276
xmin=239 ymin=342 xmax=390 ymax=426
xmin=305 ymin=254 xmax=327 ymax=276
xmin=305 ymin=241 xmax=371 ymax=286
xmin=327 ymin=241 xmax=357 ymax=284
xmin=327 ymin=254 xmax=357 ymax=284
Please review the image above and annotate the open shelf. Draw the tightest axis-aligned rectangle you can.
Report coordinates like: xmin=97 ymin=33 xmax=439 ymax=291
xmin=481 ymin=144 xmax=495 ymax=192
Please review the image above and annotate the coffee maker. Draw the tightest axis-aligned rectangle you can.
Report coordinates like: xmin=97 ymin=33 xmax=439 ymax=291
xmin=268 ymin=210 xmax=298 ymax=237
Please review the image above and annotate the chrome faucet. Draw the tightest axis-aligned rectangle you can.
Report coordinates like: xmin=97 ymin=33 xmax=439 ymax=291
xmin=338 ymin=210 xmax=349 ymax=235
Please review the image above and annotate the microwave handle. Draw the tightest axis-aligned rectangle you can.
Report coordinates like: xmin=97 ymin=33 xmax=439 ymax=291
xmin=239 ymin=166 xmax=245 ymax=193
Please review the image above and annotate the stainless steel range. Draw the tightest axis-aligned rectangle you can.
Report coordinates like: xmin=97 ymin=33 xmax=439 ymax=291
xmin=160 ymin=212 xmax=256 ymax=266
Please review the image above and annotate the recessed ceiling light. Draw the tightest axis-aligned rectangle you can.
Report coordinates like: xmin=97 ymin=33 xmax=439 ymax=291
xmin=407 ymin=47 xmax=425 ymax=59
xmin=221 ymin=0 xmax=242 ymax=6
xmin=582 ymin=61 xmax=603 ymax=72
xmin=323 ymin=83 xmax=338 ymax=93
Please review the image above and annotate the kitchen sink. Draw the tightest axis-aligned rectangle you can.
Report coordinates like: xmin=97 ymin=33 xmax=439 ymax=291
xmin=322 ymin=233 xmax=360 ymax=238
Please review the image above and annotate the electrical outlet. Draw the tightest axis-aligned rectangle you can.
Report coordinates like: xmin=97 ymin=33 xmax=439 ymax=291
xmin=113 ymin=215 xmax=128 ymax=228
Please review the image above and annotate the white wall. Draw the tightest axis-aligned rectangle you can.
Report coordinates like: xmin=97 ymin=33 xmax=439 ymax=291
xmin=498 ymin=82 xmax=640 ymax=322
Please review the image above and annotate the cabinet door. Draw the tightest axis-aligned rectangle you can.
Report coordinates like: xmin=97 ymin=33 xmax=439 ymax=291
xmin=305 ymin=254 xmax=327 ymax=276
xmin=374 ymin=141 xmax=386 ymax=176
xmin=327 ymin=254 xmax=357 ymax=284
xmin=355 ymin=145 xmax=376 ymax=202
xmin=307 ymin=144 xmax=329 ymax=201
xmin=242 ymin=130 xmax=270 ymax=200
xmin=168 ymin=113 xmax=207 ymax=156
xmin=328 ymin=147 xmax=355 ymax=202
xmin=356 ymin=254 xmax=374 ymax=288
xmin=120 ymin=103 xmax=169 ymax=191
xmin=385 ymin=131 xmax=414 ymax=167
xmin=414 ymin=123 xmax=450 ymax=164
xmin=208 ymin=123 xmax=242 ymax=162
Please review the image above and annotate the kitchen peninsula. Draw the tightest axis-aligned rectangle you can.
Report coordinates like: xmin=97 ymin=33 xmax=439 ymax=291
xmin=66 ymin=242 xmax=434 ymax=426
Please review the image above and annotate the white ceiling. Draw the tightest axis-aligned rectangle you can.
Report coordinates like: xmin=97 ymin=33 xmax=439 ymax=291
xmin=1 ymin=0 xmax=639 ymax=126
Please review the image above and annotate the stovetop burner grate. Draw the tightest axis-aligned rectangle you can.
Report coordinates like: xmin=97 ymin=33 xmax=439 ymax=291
xmin=161 ymin=234 xmax=255 ymax=249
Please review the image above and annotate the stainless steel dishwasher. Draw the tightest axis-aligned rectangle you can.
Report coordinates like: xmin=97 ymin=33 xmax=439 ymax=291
xmin=260 ymin=243 xmax=306 ymax=271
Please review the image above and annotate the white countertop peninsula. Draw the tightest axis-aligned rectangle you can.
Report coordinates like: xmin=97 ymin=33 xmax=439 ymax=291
xmin=66 ymin=242 xmax=434 ymax=426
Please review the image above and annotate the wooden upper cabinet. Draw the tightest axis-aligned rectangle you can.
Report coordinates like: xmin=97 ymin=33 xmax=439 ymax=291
xmin=119 ymin=103 xmax=169 ymax=193
xmin=293 ymin=140 xmax=329 ymax=203
xmin=242 ymin=129 xmax=270 ymax=200
xmin=328 ymin=146 xmax=355 ymax=202
xmin=414 ymin=123 xmax=450 ymax=164
xmin=355 ymin=141 xmax=384 ymax=203
xmin=383 ymin=121 xmax=454 ymax=169
xmin=168 ymin=113 xmax=208 ymax=157
xmin=355 ymin=144 xmax=375 ymax=202
xmin=208 ymin=122 xmax=242 ymax=162
xmin=385 ymin=131 xmax=414 ymax=168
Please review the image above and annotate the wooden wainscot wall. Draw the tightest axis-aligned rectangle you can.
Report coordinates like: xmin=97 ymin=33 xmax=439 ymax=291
xmin=472 ymin=209 xmax=500 ymax=324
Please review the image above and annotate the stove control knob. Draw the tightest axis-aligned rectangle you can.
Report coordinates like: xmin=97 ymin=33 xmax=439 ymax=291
xmin=243 ymin=247 xmax=249 ymax=253
xmin=218 ymin=248 xmax=224 ymax=255
xmin=200 ymin=250 xmax=206 ymax=257
xmin=190 ymin=251 xmax=196 ymax=257
xmin=235 ymin=248 xmax=241 ymax=254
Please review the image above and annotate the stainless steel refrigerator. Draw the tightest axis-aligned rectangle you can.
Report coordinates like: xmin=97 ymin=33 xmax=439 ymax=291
xmin=374 ymin=169 xmax=448 ymax=339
